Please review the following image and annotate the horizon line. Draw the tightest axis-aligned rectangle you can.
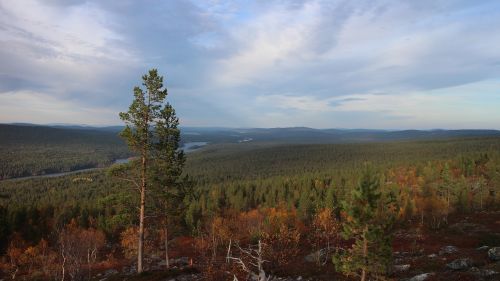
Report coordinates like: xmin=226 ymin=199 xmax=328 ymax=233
xmin=2 ymin=122 xmax=500 ymax=132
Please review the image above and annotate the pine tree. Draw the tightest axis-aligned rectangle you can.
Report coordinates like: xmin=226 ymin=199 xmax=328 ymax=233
xmin=149 ymin=96 xmax=187 ymax=268
xmin=116 ymin=69 xmax=171 ymax=273
xmin=333 ymin=168 xmax=396 ymax=281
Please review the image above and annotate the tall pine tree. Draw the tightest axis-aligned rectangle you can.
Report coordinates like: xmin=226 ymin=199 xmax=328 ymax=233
xmin=150 ymin=101 xmax=188 ymax=269
xmin=117 ymin=69 xmax=181 ymax=273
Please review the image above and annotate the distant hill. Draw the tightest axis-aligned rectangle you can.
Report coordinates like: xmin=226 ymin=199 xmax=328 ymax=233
xmin=5 ymin=123 xmax=500 ymax=145
xmin=0 ymin=124 xmax=125 ymax=145
xmin=0 ymin=124 xmax=131 ymax=179
xmin=180 ymin=126 xmax=500 ymax=144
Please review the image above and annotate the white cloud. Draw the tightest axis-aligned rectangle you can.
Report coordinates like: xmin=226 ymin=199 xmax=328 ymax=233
xmin=214 ymin=1 xmax=326 ymax=86
xmin=0 ymin=0 xmax=131 ymax=60
xmin=256 ymin=94 xmax=332 ymax=112
xmin=0 ymin=90 xmax=120 ymax=125
xmin=0 ymin=0 xmax=499 ymax=128
xmin=254 ymin=80 xmax=500 ymax=129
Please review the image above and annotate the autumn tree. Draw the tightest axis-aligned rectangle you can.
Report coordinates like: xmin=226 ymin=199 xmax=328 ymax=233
xmin=58 ymin=220 xmax=105 ymax=281
xmin=308 ymin=208 xmax=339 ymax=266
xmin=334 ymin=168 xmax=397 ymax=281
xmin=262 ymin=208 xmax=302 ymax=272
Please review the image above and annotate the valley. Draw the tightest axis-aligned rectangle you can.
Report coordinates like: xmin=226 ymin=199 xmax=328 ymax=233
xmin=1 ymin=124 xmax=500 ymax=280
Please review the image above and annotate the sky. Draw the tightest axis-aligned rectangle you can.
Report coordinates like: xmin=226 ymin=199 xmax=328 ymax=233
xmin=0 ymin=0 xmax=500 ymax=129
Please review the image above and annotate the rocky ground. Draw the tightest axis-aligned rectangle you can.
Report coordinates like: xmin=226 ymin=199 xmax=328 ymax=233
xmin=94 ymin=211 xmax=500 ymax=281
xmin=391 ymin=211 xmax=500 ymax=281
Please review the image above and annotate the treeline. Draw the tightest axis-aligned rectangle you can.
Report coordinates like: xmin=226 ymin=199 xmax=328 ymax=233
xmin=0 ymin=125 xmax=131 ymax=179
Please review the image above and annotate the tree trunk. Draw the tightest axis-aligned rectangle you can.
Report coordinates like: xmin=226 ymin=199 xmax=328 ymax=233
xmin=138 ymin=153 xmax=146 ymax=273
xmin=61 ymin=252 xmax=66 ymax=281
xmin=361 ymin=227 xmax=368 ymax=281
xmin=226 ymin=239 xmax=232 ymax=264
xmin=164 ymin=226 xmax=170 ymax=269
xmin=87 ymin=248 xmax=91 ymax=281
xmin=480 ymin=184 xmax=483 ymax=209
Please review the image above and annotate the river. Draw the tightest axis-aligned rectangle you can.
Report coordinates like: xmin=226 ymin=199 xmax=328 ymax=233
xmin=1 ymin=142 xmax=209 ymax=182
xmin=1 ymin=158 xmax=131 ymax=182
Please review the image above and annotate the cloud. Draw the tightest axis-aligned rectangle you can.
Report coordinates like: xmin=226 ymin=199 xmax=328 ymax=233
xmin=254 ymin=79 xmax=500 ymax=129
xmin=0 ymin=90 xmax=119 ymax=125
xmin=256 ymin=94 xmax=332 ymax=112
xmin=0 ymin=0 xmax=499 ymax=128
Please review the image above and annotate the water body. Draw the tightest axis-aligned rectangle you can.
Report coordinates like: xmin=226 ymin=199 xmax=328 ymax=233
xmin=114 ymin=158 xmax=130 ymax=164
xmin=2 ymin=143 xmax=207 ymax=182
xmin=2 ymin=158 xmax=131 ymax=182
xmin=238 ymin=137 xmax=253 ymax=143
xmin=182 ymin=141 xmax=208 ymax=153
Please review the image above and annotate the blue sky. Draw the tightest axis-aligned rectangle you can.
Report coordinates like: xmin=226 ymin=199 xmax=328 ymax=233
xmin=0 ymin=0 xmax=499 ymax=129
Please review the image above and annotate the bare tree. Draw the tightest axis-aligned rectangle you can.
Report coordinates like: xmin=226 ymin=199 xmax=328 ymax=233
xmin=228 ymin=240 xmax=270 ymax=281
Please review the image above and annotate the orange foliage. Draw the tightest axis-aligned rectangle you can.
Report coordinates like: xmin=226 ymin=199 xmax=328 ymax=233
xmin=308 ymin=208 xmax=340 ymax=266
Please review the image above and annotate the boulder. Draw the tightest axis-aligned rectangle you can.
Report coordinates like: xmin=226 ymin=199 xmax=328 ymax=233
xmin=476 ymin=245 xmax=489 ymax=251
xmin=104 ymin=269 xmax=119 ymax=276
xmin=469 ymin=267 xmax=499 ymax=278
xmin=170 ymin=256 xmax=190 ymax=266
xmin=176 ymin=275 xmax=202 ymax=281
xmin=488 ymin=247 xmax=500 ymax=261
xmin=394 ymin=264 xmax=411 ymax=272
xmin=446 ymin=258 xmax=472 ymax=270
xmin=304 ymin=249 xmax=328 ymax=263
xmin=405 ymin=273 xmax=434 ymax=281
xmin=439 ymin=245 xmax=458 ymax=255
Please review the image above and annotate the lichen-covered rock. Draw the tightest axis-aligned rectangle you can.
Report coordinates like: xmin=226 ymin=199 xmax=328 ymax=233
xmin=446 ymin=258 xmax=472 ymax=270
xmin=104 ymin=269 xmax=119 ymax=276
xmin=394 ymin=264 xmax=411 ymax=272
xmin=439 ymin=245 xmax=458 ymax=255
xmin=488 ymin=247 xmax=500 ymax=261
xmin=405 ymin=273 xmax=434 ymax=281
xmin=469 ymin=267 xmax=499 ymax=278
xmin=476 ymin=245 xmax=489 ymax=251
xmin=304 ymin=249 xmax=328 ymax=263
xmin=170 ymin=256 xmax=190 ymax=266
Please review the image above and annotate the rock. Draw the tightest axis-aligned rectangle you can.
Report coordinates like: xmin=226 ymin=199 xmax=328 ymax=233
xmin=488 ymin=247 xmax=500 ymax=261
xmin=121 ymin=266 xmax=134 ymax=276
xmin=304 ymin=249 xmax=328 ymax=263
xmin=427 ymin=253 xmax=437 ymax=258
xmin=469 ymin=267 xmax=499 ymax=278
xmin=296 ymin=277 xmax=303 ymax=281
xmin=439 ymin=245 xmax=458 ymax=255
xmin=169 ymin=256 xmax=190 ymax=266
xmin=476 ymin=245 xmax=489 ymax=251
xmin=449 ymin=222 xmax=489 ymax=233
xmin=405 ymin=273 xmax=434 ymax=281
xmin=174 ymin=274 xmax=202 ymax=281
xmin=394 ymin=264 xmax=411 ymax=272
xmin=104 ymin=269 xmax=119 ymax=276
xmin=446 ymin=258 xmax=473 ymax=270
